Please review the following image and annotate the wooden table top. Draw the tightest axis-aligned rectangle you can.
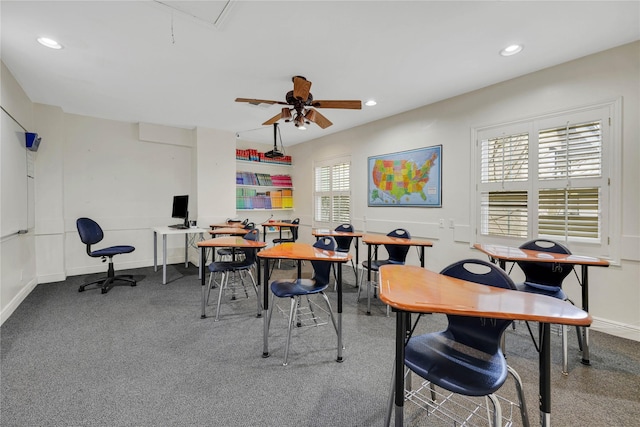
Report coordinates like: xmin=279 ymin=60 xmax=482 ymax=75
xmin=312 ymin=228 xmax=364 ymax=237
xmin=378 ymin=265 xmax=591 ymax=326
xmin=257 ymin=242 xmax=351 ymax=262
xmin=208 ymin=227 xmax=249 ymax=236
xmin=210 ymin=222 xmax=245 ymax=229
xmin=473 ymin=243 xmax=609 ymax=266
xmin=261 ymin=221 xmax=299 ymax=228
xmin=363 ymin=233 xmax=434 ymax=247
xmin=197 ymin=236 xmax=267 ymax=248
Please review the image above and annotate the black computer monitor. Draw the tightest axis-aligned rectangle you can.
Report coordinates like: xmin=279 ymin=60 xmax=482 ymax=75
xmin=171 ymin=195 xmax=189 ymax=228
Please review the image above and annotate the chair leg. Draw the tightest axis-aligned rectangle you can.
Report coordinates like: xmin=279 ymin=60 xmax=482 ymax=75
xmin=246 ymin=270 xmax=262 ymax=317
xmin=283 ymin=297 xmax=298 ymax=366
xmin=214 ymin=272 xmax=228 ymax=322
xmin=487 ymin=393 xmax=502 ymax=427
xmin=318 ymin=292 xmax=339 ymax=336
xmin=507 ymin=365 xmax=530 ymax=427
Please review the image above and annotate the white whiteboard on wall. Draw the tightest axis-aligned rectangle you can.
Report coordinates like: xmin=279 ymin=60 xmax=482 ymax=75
xmin=1 ymin=109 xmax=29 ymax=238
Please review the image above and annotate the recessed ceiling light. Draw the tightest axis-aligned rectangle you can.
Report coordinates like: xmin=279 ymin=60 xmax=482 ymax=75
xmin=500 ymin=44 xmax=523 ymax=57
xmin=365 ymin=100 xmax=377 ymax=107
xmin=37 ymin=37 xmax=63 ymax=50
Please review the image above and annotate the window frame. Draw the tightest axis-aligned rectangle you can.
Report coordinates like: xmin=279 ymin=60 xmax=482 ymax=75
xmin=471 ymin=100 xmax=621 ymax=261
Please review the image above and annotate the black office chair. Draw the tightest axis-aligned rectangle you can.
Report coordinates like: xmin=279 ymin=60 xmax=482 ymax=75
xmin=76 ymin=217 xmax=136 ymax=294
xmin=358 ymin=228 xmax=410 ymax=315
xmin=206 ymin=229 xmax=261 ymax=321
xmin=331 ymin=223 xmax=358 ymax=284
xmin=266 ymin=236 xmax=339 ymax=366
xmin=387 ymin=259 xmax=529 ymax=427
xmin=515 ymin=239 xmax=581 ymax=375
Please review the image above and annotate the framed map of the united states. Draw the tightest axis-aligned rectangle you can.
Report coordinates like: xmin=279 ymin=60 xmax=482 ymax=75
xmin=368 ymin=145 xmax=442 ymax=207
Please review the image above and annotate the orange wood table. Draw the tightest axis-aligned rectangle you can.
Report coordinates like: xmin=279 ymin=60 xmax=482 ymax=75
xmin=197 ymin=236 xmax=267 ymax=319
xmin=312 ymin=228 xmax=364 ymax=266
xmin=208 ymin=227 xmax=248 ymax=236
xmin=379 ymin=264 xmax=592 ymax=427
xmin=209 ymin=222 xmax=245 ymax=230
xmin=473 ymin=243 xmax=609 ymax=365
xmin=257 ymin=242 xmax=351 ymax=362
xmin=261 ymin=220 xmax=299 ymax=242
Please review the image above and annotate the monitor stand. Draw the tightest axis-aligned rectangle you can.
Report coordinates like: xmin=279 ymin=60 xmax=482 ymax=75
xmin=169 ymin=218 xmax=189 ymax=229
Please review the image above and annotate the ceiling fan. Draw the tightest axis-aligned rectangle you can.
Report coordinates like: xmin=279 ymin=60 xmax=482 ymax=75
xmin=235 ymin=76 xmax=362 ymax=129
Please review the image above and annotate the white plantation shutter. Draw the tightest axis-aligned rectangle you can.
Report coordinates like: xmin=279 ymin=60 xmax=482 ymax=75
xmin=537 ymin=120 xmax=602 ymax=240
xmin=478 ymin=131 xmax=530 ymax=238
xmin=474 ymin=102 xmax=615 ymax=255
xmin=314 ymin=158 xmax=351 ymax=225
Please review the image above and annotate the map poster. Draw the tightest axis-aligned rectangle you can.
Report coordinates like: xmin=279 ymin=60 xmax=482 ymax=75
xmin=368 ymin=145 xmax=442 ymax=207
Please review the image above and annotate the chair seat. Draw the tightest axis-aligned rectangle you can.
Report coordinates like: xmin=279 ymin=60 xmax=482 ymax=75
xmin=361 ymin=260 xmax=389 ymax=271
xmin=270 ymin=279 xmax=327 ymax=298
xmin=90 ymin=245 xmax=135 ymax=257
xmin=516 ymin=281 xmax=567 ymax=300
xmin=405 ymin=330 xmax=508 ymax=397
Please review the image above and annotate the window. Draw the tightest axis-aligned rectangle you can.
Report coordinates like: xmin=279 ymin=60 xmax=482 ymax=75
xmin=473 ymin=101 xmax=619 ymax=259
xmin=314 ymin=157 xmax=351 ymax=226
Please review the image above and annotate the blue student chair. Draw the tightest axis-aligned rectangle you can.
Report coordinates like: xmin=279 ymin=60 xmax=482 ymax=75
xmin=207 ymin=229 xmax=261 ymax=321
xmin=358 ymin=228 xmax=411 ymax=315
xmin=331 ymin=223 xmax=358 ymax=283
xmin=267 ymin=236 xmax=339 ymax=366
xmin=389 ymin=259 xmax=529 ymax=427
xmin=515 ymin=239 xmax=581 ymax=375
xmin=76 ymin=217 xmax=136 ymax=294
xmin=271 ymin=218 xmax=300 ymax=270
xmin=217 ymin=222 xmax=255 ymax=261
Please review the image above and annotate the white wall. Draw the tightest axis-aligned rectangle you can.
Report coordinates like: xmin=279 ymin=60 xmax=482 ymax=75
xmin=290 ymin=42 xmax=640 ymax=341
xmin=0 ymin=62 xmax=37 ymax=324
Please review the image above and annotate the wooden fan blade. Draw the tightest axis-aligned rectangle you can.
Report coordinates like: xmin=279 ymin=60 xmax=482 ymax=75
xmin=235 ymin=98 xmax=288 ymax=106
xmin=262 ymin=112 xmax=283 ymax=126
xmin=293 ymin=76 xmax=312 ymax=101
xmin=309 ymin=109 xmax=333 ymax=129
xmin=311 ymin=100 xmax=362 ymax=109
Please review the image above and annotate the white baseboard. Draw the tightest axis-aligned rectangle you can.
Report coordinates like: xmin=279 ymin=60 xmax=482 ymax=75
xmin=0 ymin=277 xmax=38 ymax=326
xmin=591 ymin=317 xmax=640 ymax=342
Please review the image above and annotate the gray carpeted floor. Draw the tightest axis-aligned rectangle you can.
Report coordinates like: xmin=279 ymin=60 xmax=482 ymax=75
xmin=2 ymin=262 xmax=639 ymax=426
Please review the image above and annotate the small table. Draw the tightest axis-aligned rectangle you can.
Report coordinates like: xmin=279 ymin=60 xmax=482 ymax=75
xmin=197 ymin=236 xmax=267 ymax=319
xmin=208 ymin=227 xmax=248 ymax=236
xmin=261 ymin=220 xmax=299 ymax=243
xmin=257 ymin=242 xmax=351 ymax=362
xmin=153 ymin=226 xmax=209 ymax=285
xmin=379 ymin=264 xmax=592 ymax=427
xmin=209 ymin=222 xmax=245 ymax=230
xmin=361 ymin=233 xmax=434 ymax=313
xmin=312 ymin=228 xmax=363 ymax=268
xmin=473 ymin=243 xmax=609 ymax=365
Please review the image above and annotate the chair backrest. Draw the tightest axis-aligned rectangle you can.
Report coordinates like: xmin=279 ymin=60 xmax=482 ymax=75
xmin=244 ymin=222 xmax=255 ymax=230
xmin=311 ymin=236 xmax=336 ymax=286
xmin=290 ymin=218 xmax=300 ymax=241
xmin=333 ymin=223 xmax=354 ymax=252
xmin=239 ymin=229 xmax=260 ymax=264
xmin=517 ymin=239 xmax=573 ymax=289
xmin=76 ymin=218 xmax=104 ymax=249
xmin=440 ymin=259 xmax=516 ymax=353
xmin=241 ymin=218 xmax=249 ymax=225
xmin=385 ymin=228 xmax=411 ymax=264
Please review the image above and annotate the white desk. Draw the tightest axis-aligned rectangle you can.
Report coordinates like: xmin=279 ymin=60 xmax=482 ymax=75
xmin=153 ymin=226 xmax=209 ymax=284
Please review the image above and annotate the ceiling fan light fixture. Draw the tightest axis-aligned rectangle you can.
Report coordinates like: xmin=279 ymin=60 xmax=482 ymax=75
xmin=365 ymin=100 xmax=377 ymax=107
xmin=304 ymin=109 xmax=317 ymax=123
xmin=281 ymin=108 xmax=292 ymax=122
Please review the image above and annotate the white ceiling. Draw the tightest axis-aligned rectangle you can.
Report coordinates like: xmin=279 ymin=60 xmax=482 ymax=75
xmin=2 ymin=1 xmax=639 ymax=146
